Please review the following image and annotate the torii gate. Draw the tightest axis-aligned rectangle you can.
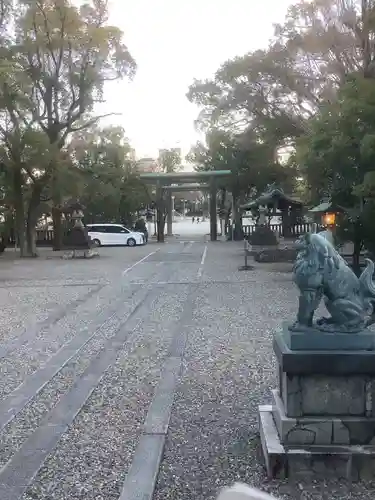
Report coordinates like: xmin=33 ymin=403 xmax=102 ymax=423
xmin=139 ymin=170 xmax=231 ymax=241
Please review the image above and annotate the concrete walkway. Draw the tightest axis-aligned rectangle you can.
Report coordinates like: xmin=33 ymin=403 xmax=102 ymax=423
xmin=0 ymin=242 xmax=373 ymax=500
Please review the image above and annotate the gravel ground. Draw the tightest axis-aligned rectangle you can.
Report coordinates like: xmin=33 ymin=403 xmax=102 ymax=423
xmin=0 ymin=245 xmax=160 ymax=343
xmin=0 ymin=255 xmax=168 ymax=401
xmin=22 ymin=284 xmax=192 ymax=500
xmin=2 ymin=241 xmax=373 ymax=500
xmin=0 ymin=284 xmax=98 ymax=342
xmin=0 ymin=245 xmax=157 ymax=281
xmin=0 ymin=283 xmax=153 ymax=469
xmin=0 ymin=281 xmax=146 ymax=399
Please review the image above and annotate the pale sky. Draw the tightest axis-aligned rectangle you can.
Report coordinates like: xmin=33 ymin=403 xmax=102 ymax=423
xmin=98 ymin=0 xmax=292 ymax=159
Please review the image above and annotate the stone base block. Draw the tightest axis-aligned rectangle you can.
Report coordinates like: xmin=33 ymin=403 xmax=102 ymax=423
xmin=280 ymin=370 xmax=369 ymax=418
xmin=272 ymin=389 xmax=375 ymax=446
xmin=258 ymin=405 xmax=286 ymax=479
xmin=254 ymin=248 xmax=296 ymax=263
xmin=272 ymin=390 xmax=332 ymax=445
xmin=62 ymin=249 xmax=99 ymax=259
xmin=281 ymin=322 xmax=375 ymax=351
xmin=274 ymin=327 xmax=375 ymax=376
xmin=258 ymin=405 xmax=375 ymax=480
xmin=275 ymin=330 xmax=375 ymax=418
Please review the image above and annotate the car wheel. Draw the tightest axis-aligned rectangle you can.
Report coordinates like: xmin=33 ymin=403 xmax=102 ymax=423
xmin=92 ymin=239 xmax=101 ymax=247
xmin=127 ymin=238 xmax=136 ymax=247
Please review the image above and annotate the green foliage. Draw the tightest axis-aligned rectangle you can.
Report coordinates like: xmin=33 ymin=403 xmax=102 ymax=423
xmin=158 ymin=148 xmax=181 ymax=173
xmin=0 ymin=0 xmax=137 ymax=255
xmin=188 ymin=128 xmax=296 ymax=199
xmin=187 ymin=0 xmax=370 ymax=144
xmin=186 ymin=0 xmax=375 ymax=252
xmin=299 ymin=76 xmax=375 ymax=200
xmin=297 ymin=75 xmax=375 ymax=256
xmin=14 ymin=0 xmax=136 ymax=141
xmin=71 ymin=126 xmax=149 ymax=223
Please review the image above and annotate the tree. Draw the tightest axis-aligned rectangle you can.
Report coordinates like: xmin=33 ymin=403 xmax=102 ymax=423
xmin=187 ymin=0 xmax=375 ymax=151
xmin=0 ymin=0 xmax=136 ymax=255
xmin=188 ymin=129 xmax=296 ymax=239
xmin=71 ymin=125 xmax=148 ymax=224
xmin=149 ymin=148 xmax=182 ymax=242
xmin=297 ymin=74 xmax=375 ymax=268
xmin=158 ymin=148 xmax=181 ymax=172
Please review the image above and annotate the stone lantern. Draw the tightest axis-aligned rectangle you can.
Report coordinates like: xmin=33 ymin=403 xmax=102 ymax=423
xmin=62 ymin=200 xmax=98 ymax=259
xmin=71 ymin=205 xmax=85 ymax=228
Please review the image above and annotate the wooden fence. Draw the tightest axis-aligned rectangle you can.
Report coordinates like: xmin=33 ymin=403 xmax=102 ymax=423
xmin=242 ymin=223 xmax=313 ymax=238
xmin=6 ymin=229 xmax=55 ymax=247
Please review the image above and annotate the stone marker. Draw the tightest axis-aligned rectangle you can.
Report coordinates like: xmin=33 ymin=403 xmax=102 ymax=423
xmin=258 ymin=232 xmax=375 ymax=480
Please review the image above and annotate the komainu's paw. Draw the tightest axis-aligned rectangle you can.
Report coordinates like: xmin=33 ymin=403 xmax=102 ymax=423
xmin=288 ymin=321 xmax=311 ymax=332
xmin=316 ymin=316 xmax=333 ymax=326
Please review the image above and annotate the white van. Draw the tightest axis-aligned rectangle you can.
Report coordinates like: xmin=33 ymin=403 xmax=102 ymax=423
xmin=86 ymin=224 xmax=146 ymax=247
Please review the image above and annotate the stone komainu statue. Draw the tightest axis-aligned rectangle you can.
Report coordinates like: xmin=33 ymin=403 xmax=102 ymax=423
xmin=289 ymin=232 xmax=375 ymax=333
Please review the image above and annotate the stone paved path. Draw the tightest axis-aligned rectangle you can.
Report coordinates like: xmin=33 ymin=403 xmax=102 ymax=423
xmin=0 ymin=241 xmax=374 ymax=500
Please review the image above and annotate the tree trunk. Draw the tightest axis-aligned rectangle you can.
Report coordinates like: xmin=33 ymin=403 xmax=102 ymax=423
xmin=12 ymin=169 xmax=27 ymax=257
xmin=14 ymin=198 xmax=26 ymax=256
xmin=52 ymin=205 xmax=63 ymax=250
xmin=362 ymin=0 xmax=372 ymax=77
xmin=51 ymin=163 xmax=63 ymax=251
xmin=26 ymin=220 xmax=37 ymax=257
xmin=157 ymin=211 xmax=165 ymax=242
xmin=25 ymin=182 xmax=45 ymax=257
xmin=232 ymin=194 xmax=243 ymax=241
xmin=26 ymin=204 xmax=39 ymax=257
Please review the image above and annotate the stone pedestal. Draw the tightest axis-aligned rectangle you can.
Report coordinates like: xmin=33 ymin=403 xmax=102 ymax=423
xmin=62 ymin=226 xmax=99 ymax=259
xmin=249 ymin=226 xmax=278 ymax=247
xmin=258 ymin=324 xmax=375 ymax=480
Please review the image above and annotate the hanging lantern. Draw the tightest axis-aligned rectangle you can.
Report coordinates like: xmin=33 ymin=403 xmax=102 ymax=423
xmin=322 ymin=211 xmax=336 ymax=227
